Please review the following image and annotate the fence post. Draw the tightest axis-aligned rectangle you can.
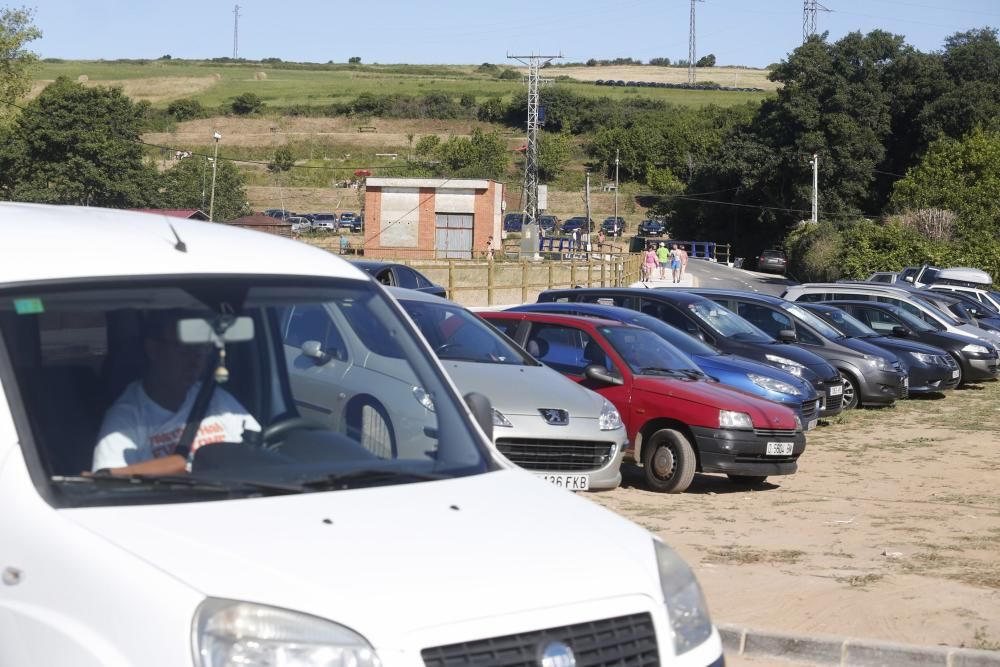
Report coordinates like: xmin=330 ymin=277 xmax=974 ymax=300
xmin=570 ymin=259 xmax=576 ymax=288
xmin=447 ymin=260 xmax=455 ymax=300
xmin=487 ymin=261 xmax=495 ymax=306
xmin=548 ymin=261 xmax=554 ymax=290
xmin=521 ymin=261 xmax=528 ymax=304
xmin=601 ymin=259 xmax=607 ymax=286
xmin=587 ymin=260 xmax=593 ymax=287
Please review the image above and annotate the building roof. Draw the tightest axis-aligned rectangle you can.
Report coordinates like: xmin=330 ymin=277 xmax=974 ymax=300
xmin=128 ymin=208 xmax=209 ymax=220
xmin=0 ymin=203 xmax=366 ymax=285
xmin=227 ymin=214 xmax=292 ymax=227
xmin=365 ymin=177 xmax=493 ymax=189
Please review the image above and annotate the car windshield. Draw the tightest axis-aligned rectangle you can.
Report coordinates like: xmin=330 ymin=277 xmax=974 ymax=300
xmin=814 ymin=308 xmax=878 ymax=338
xmin=399 ymin=298 xmax=531 ymax=365
xmin=597 ymin=326 xmax=703 ymax=375
xmin=686 ymin=300 xmax=772 ymax=342
xmin=0 ymin=278 xmax=490 ymax=508
xmin=880 ymin=304 xmax=937 ymax=332
xmin=911 ymin=295 xmax=961 ymax=325
xmin=785 ymin=304 xmax=845 ymax=339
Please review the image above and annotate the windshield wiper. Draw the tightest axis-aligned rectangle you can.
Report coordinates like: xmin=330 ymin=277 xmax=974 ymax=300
xmin=53 ymin=474 xmax=305 ymax=496
xmin=638 ymin=366 xmax=690 ymax=377
xmin=300 ymin=468 xmax=447 ymax=490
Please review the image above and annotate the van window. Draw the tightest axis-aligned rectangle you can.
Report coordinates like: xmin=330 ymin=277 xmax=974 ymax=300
xmin=580 ymin=293 xmax=636 ymax=310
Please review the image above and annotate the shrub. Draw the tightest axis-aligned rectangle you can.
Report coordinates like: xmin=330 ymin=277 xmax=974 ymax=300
xmin=230 ymin=92 xmax=264 ymax=115
xmin=167 ymin=98 xmax=205 ymax=121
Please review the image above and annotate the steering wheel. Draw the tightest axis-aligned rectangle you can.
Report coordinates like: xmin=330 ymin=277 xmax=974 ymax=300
xmin=263 ymin=416 xmax=325 ymax=448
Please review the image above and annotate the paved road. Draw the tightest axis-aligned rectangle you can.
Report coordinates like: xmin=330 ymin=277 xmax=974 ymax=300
xmin=686 ymin=259 xmax=797 ymax=296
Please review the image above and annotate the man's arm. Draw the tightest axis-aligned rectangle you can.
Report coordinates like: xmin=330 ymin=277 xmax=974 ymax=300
xmin=104 ymin=455 xmax=187 ymax=476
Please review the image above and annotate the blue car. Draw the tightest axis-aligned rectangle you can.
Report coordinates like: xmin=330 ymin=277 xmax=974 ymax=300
xmin=507 ymin=301 xmax=823 ymax=429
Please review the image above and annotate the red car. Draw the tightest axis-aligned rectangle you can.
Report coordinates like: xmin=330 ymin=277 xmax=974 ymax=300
xmin=482 ymin=312 xmax=806 ymax=493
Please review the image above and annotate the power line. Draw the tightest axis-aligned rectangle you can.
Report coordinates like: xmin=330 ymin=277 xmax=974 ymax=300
xmin=803 ymin=0 xmax=832 ymax=43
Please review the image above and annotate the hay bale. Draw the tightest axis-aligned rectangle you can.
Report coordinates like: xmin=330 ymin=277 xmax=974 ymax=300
xmin=212 ymin=73 xmax=222 ymax=80
xmin=254 ymin=71 xmax=267 ymax=80
xmin=77 ymin=74 xmax=89 ymax=82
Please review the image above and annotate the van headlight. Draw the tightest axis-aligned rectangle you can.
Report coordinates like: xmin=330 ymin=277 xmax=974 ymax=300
xmin=764 ymin=354 xmax=804 ymax=377
xmin=599 ymin=400 xmax=623 ymax=430
xmin=719 ymin=410 xmax=753 ymax=429
xmin=193 ymin=599 xmax=380 ymax=667
xmin=654 ymin=540 xmax=714 ymax=656
xmin=962 ymin=343 xmax=990 ymax=355
xmin=748 ymin=373 xmax=802 ymax=396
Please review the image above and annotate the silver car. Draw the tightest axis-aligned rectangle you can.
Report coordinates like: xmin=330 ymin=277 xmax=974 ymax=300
xmin=391 ymin=288 xmax=627 ymax=491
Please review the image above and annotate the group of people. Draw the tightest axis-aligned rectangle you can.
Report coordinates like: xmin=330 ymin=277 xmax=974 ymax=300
xmin=642 ymin=241 xmax=688 ymax=283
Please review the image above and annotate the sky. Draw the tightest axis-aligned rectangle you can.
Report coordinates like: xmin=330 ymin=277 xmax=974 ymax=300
xmin=28 ymin=0 xmax=1000 ymax=68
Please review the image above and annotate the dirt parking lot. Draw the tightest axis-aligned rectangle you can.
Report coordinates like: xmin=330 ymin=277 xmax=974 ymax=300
xmin=588 ymin=381 xmax=1000 ymax=652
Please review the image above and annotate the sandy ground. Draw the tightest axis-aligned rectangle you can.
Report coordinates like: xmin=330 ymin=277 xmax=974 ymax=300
xmin=586 ymin=382 xmax=1000 ymax=651
xmin=553 ymin=65 xmax=779 ymax=90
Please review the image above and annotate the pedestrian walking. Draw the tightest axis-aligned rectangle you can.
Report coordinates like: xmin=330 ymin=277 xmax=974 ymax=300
xmin=597 ymin=229 xmax=606 ymax=246
xmin=669 ymin=244 xmax=682 ymax=283
xmin=678 ymin=243 xmax=689 ymax=281
xmin=643 ymin=243 xmax=658 ymax=283
xmin=486 ymin=235 xmax=495 ymax=262
xmin=656 ymin=242 xmax=670 ymax=280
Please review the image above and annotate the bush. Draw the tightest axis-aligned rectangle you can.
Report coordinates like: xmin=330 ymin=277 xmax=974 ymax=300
xmin=167 ymin=98 xmax=205 ymax=121
xmin=230 ymin=92 xmax=264 ymax=115
xmin=498 ymin=68 xmax=520 ymax=80
xmin=477 ymin=97 xmax=506 ymax=123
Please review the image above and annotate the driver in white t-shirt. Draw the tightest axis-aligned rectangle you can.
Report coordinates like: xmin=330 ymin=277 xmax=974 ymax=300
xmin=92 ymin=312 xmax=260 ymax=476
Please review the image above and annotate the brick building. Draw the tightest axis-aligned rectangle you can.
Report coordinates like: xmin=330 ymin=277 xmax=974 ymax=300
xmin=363 ymin=178 xmax=504 ymax=259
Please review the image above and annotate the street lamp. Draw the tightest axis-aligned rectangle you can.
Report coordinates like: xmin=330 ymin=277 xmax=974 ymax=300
xmin=208 ymin=131 xmax=222 ymax=222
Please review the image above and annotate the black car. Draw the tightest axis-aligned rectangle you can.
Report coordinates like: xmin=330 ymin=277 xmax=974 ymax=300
xmin=801 ymin=303 xmax=960 ymax=395
xmin=560 ymin=217 xmax=592 ymax=234
xmin=538 ymin=215 xmax=559 ymax=234
xmin=692 ymin=289 xmax=907 ymax=410
xmin=822 ymin=300 xmax=999 ymax=386
xmin=637 ymin=219 xmax=665 ymax=236
xmin=601 ymin=216 xmax=626 ymax=237
xmin=757 ymin=249 xmax=787 ymax=274
xmin=349 ymin=260 xmax=446 ymax=298
xmin=536 ymin=287 xmax=844 ymax=417
xmin=503 ymin=213 xmax=526 ymax=233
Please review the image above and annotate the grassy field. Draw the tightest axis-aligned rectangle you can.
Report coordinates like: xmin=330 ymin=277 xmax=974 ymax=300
xmin=32 ymin=60 xmax=770 ymax=109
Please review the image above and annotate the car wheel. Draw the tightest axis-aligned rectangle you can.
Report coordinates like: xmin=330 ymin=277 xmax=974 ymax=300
xmin=727 ymin=474 xmax=768 ymax=486
xmin=840 ymin=372 xmax=860 ymax=410
xmin=948 ymin=353 xmax=965 ymax=387
xmin=642 ymin=428 xmax=697 ymax=493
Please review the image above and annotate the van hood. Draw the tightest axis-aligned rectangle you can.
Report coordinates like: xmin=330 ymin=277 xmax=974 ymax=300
xmin=441 ymin=361 xmax=604 ymax=417
xmin=62 ymin=470 xmax=659 ymax=648
xmin=632 ymin=376 xmax=799 ymax=430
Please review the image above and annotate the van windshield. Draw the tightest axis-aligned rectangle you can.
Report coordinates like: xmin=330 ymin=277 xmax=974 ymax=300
xmin=0 ymin=278 xmax=490 ymax=508
xmin=686 ymin=301 xmax=772 ymax=343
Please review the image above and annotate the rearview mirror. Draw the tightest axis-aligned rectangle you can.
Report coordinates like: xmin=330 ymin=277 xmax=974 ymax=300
xmin=891 ymin=326 xmax=909 ymax=338
xmin=463 ymin=392 xmax=493 ymax=442
xmin=777 ymin=329 xmax=798 ymax=343
xmin=178 ymin=316 xmax=254 ymax=345
xmin=585 ymin=364 xmax=624 ymax=386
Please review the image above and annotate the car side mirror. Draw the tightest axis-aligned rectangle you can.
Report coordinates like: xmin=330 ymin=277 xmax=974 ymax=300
xmin=778 ymin=329 xmax=798 ymax=343
xmin=463 ymin=392 xmax=493 ymax=442
xmin=584 ymin=364 xmax=624 ymax=386
xmin=891 ymin=326 xmax=909 ymax=338
xmin=301 ymin=340 xmax=329 ymax=363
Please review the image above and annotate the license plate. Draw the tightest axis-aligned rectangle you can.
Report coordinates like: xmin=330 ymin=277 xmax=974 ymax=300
xmin=541 ymin=474 xmax=590 ymax=491
xmin=829 ymin=385 xmax=843 ymax=397
xmin=766 ymin=442 xmax=795 ymax=456
xmin=806 ymin=419 xmax=818 ymax=431
xmin=952 ymin=370 xmax=960 ymax=379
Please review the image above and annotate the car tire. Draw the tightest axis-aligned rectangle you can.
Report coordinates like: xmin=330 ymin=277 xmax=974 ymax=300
xmin=642 ymin=428 xmax=697 ymax=493
xmin=948 ymin=353 xmax=965 ymax=387
xmin=727 ymin=474 xmax=768 ymax=486
xmin=840 ymin=372 xmax=860 ymax=410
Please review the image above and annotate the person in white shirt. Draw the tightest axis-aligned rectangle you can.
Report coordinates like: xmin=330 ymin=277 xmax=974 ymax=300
xmin=92 ymin=312 xmax=260 ymax=476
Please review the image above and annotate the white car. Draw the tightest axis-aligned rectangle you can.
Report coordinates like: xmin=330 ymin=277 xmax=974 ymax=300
xmin=0 ymin=203 xmax=723 ymax=667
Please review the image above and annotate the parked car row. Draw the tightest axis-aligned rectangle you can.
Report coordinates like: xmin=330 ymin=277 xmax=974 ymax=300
xmin=503 ymin=212 xmax=634 ymax=239
xmin=594 ymin=79 xmax=764 ymax=92
xmin=263 ymin=208 xmax=363 ymax=233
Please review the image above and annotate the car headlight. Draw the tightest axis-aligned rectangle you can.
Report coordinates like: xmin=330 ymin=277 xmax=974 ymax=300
xmin=748 ymin=373 xmax=802 ymax=396
xmin=492 ymin=408 xmax=513 ymax=427
xmin=193 ymin=599 xmax=381 ymax=667
xmin=872 ymin=356 xmax=891 ymax=371
xmin=909 ymin=351 xmax=935 ymax=365
xmin=598 ymin=399 xmax=623 ymax=431
xmin=962 ymin=343 xmax=990 ymax=355
xmin=719 ymin=410 xmax=753 ymax=429
xmin=654 ymin=540 xmax=714 ymax=656
xmin=765 ymin=354 xmax=804 ymax=377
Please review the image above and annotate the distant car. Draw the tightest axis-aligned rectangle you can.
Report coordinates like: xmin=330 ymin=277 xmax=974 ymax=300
xmin=349 ymin=260 xmax=446 ymax=297
xmin=757 ymin=249 xmax=787 ymax=274
xmin=538 ymin=215 xmax=559 ymax=234
xmin=263 ymin=208 xmax=286 ymax=219
xmin=350 ymin=216 xmax=363 ymax=233
xmin=601 ymin=216 xmax=626 ymax=237
xmin=560 ymin=217 xmax=592 ymax=235
xmin=286 ymin=216 xmax=312 ymax=232
xmin=503 ymin=213 xmax=526 ymax=233
xmin=338 ymin=212 xmax=358 ymax=229
xmin=311 ymin=212 xmax=337 ymax=231
xmin=867 ymin=271 xmax=899 ymax=284
xmin=638 ymin=219 xmax=665 ymax=236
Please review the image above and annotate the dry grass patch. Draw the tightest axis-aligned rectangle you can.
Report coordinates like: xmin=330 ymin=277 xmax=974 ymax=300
xmin=703 ymin=546 xmax=805 ymax=565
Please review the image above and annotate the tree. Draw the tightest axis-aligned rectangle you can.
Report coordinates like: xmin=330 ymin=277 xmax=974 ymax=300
xmin=649 ymin=57 xmax=671 ymax=66
xmin=348 ymin=56 xmax=361 ymax=64
xmin=0 ymin=6 xmax=41 ymax=125
xmin=167 ymin=98 xmax=205 ymax=121
xmin=230 ymin=92 xmax=264 ymax=115
xmin=414 ymin=134 xmax=440 ymax=157
xmin=159 ymin=156 xmax=249 ymax=222
xmin=433 ymin=128 xmax=509 ymax=180
xmin=696 ymin=54 xmax=716 ymax=67
xmin=268 ymin=145 xmax=295 ymax=173
xmin=0 ymin=77 xmax=158 ymax=207
xmin=537 ymin=131 xmax=571 ymax=182
xmin=497 ymin=68 xmax=520 ymax=80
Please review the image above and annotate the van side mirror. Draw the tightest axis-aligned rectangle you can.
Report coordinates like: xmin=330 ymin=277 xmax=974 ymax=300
xmin=778 ymin=329 xmax=798 ymax=343
xmin=301 ymin=340 xmax=328 ymax=363
xmin=464 ymin=392 xmax=493 ymax=442
xmin=584 ymin=364 xmax=624 ymax=386
xmin=891 ymin=326 xmax=909 ymax=338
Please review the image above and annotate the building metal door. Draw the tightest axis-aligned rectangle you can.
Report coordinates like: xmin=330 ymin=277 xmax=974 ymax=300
xmin=435 ymin=213 xmax=473 ymax=259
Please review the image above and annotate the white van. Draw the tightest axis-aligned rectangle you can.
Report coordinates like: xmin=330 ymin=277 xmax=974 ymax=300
xmin=0 ymin=204 xmax=722 ymax=667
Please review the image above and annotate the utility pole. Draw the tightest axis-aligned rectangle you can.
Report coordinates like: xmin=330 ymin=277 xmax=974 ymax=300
xmin=614 ymin=149 xmax=620 ymax=233
xmin=810 ymin=153 xmax=819 ymax=223
xmin=688 ymin=0 xmax=705 ymax=85
xmin=803 ymin=0 xmax=830 ymax=43
xmin=232 ymin=5 xmax=241 ymax=59
xmin=585 ymin=171 xmax=592 ymax=250
xmin=209 ymin=132 xmax=222 ymax=222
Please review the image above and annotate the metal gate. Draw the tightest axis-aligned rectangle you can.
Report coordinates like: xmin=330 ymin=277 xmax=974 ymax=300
xmin=435 ymin=213 xmax=473 ymax=259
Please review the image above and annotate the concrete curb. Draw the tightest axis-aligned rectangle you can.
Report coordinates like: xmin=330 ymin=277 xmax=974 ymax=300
xmin=719 ymin=624 xmax=1000 ymax=667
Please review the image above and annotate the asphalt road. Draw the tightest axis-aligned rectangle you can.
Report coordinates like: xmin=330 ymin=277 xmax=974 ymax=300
xmin=685 ymin=259 xmax=797 ymax=296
